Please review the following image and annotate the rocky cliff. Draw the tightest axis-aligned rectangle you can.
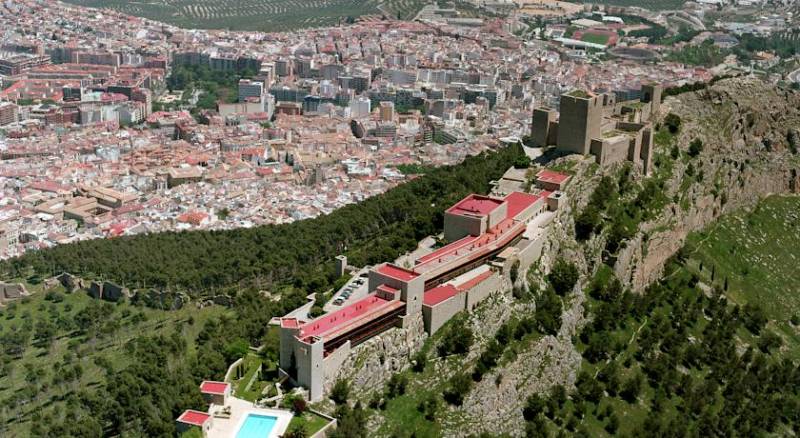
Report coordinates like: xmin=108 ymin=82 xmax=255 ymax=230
xmin=329 ymin=313 xmax=427 ymax=397
xmin=361 ymin=78 xmax=799 ymax=437
xmin=615 ymin=78 xmax=800 ymax=291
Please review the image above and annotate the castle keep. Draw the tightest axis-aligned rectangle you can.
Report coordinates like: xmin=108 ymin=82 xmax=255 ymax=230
xmin=531 ymin=83 xmax=662 ymax=175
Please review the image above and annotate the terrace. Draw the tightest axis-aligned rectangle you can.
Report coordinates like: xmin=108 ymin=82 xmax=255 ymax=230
xmin=446 ymin=194 xmax=504 ymax=217
xmin=414 ymin=192 xmax=542 ymax=277
xmin=298 ymin=292 xmax=405 ymax=353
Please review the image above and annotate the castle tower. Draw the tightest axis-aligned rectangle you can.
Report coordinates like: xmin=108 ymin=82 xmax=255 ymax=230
xmin=557 ymin=90 xmax=602 ymax=155
xmin=640 ymin=83 xmax=662 ymax=118
xmin=531 ymin=107 xmax=557 ymax=147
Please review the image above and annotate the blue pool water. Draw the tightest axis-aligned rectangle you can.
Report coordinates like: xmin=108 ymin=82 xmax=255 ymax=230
xmin=236 ymin=414 xmax=278 ymax=438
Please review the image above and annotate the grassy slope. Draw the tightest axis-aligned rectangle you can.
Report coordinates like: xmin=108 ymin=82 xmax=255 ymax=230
xmin=686 ymin=195 xmax=800 ymax=358
xmin=570 ymin=195 xmax=800 ymax=436
xmin=0 ymin=285 xmax=228 ymax=436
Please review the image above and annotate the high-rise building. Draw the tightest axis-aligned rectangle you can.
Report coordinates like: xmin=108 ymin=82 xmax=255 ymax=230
xmin=131 ymin=88 xmax=153 ymax=117
xmin=238 ymin=79 xmax=265 ymax=103
xmin=349 ymin=97 xmax=371 ymax=118
xmin=275 ymin=59 xmax=291 ymax=77
xmin=0 ymin=102 xmax=18 ymax=126
xmin=294 ymin=58 xmax=312 ymax=78
xmin=351 ymin=74 xmax=370 ymax=94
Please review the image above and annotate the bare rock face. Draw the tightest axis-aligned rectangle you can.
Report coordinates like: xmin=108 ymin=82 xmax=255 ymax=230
xmin=452 ymin=297 xmax=584 ymax=437
xmin=331 ymin=313 xmax=426 ymax=396
xmin=615 ymin=78 xmax=800 ymax=292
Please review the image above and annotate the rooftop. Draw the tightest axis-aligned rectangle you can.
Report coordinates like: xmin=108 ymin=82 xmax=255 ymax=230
xmin=447 ymin=194 xmax=504 ymax=217
xmin=377 ymin=263 xmax=419 ymax=281
xmin=177 ymin=410 xmax=211 ymax=426
xmin=535 ymin=169 xmax=571 ymax=185
xmin=566 ymin=89 xmax=593 ymax=99
xmin=423 ymin=268 xmax=494 ymax=306
xmin=300 ymin=292 xmax=402 ymax=339
xmin=200 ymin=381 xmax=229 ymax=395
xmin=416 ymin=192 xmax=542 ymax=272
xmin=422 ymin=284 xmax=458 ymax=306
xmin=504 ymin=191 xmax=541 ymax=219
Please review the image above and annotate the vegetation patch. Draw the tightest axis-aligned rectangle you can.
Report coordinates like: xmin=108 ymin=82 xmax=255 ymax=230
xmin=685 ymin=195 xmax=800 ymax=358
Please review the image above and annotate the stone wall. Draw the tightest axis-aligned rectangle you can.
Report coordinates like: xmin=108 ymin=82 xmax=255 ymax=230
xmin=424 ymin=291 xmax=466 ymax=335
xmin=328 ymin=313 xmax=426 ymax=397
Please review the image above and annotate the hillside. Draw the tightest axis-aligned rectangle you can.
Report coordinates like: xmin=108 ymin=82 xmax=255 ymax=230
xmin=0 ymin=145 xmax=522 ymax=437
xmin=330 ymin=78 xmax=800 ymax=437
xmin=685 ymin=195 xmax=800 ymax=358
xmin=0 ymin=283 xmax=230 ymax=436
xmin=61 ymin=0 xmax=427 ymax=31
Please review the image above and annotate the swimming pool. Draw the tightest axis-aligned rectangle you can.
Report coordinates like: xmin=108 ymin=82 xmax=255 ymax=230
xmin=236 ymin=413 xmax=278 ymax=438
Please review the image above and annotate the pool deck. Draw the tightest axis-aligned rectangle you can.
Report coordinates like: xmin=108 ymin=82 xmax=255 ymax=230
xmin=207 ymin=396 xmax=293 ymax=438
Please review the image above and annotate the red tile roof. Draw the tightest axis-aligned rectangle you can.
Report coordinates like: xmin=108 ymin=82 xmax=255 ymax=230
xmin=200 ymin=381 xmax=229 ymax=395
xmin=423 ymin=284 xmax=460 ymax=306
xmin=300 ymin=293 xmax=396 ymax=339
xmin=377 ymin=264 xmax=419 ymax=281
xmin=416 ymin=235 xmax=478 ymax=265
xmin=503 ymin=192 xmax=541 ymax=219
xmin=447 ymin=194 xmax=504 ymax=217
xmin=422 ymin=270 xmax=494 ymax=306
xmin=536 ymin=169 xmax=571 ymax=185
xmin=177 ymin=410 xmax=211 ymax=426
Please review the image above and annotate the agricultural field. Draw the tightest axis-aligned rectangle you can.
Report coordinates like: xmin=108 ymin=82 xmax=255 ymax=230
xmin=580 ymin=0 xmax=687 ymax=10
xmin=62 ymin=0 xmax=427 ymax=31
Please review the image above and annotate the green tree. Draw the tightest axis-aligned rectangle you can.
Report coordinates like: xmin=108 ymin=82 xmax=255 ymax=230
xmin=331 ymin=379 xmax=350 ymax=405
xmin=548 ymin=259 xmax=579 ymax=296
xmin=575 ymin=205 xmax=601 ymax=241
xmin=510 ymin=260 xmax=521 ymax=284
xmin=664 ymin=113 xmax=682 ymax=134
xmin=688 ymin=138 xmax=704 ymax=158
xmin=385 ymin=373 xmax=408 ymax=398
xmin=438 ymin=317 xmax=474 ymax=357
xmin=620 ymin=371 xmax=644 ymax=403
xmin=535 ymin=287 xmax=562 ymax=336
xmin=443 ymin=373 xmax=472 ymax=406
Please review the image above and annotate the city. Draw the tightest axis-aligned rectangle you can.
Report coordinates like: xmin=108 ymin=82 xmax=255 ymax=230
xmin=1 ymin=0 xmax=769 ymax=259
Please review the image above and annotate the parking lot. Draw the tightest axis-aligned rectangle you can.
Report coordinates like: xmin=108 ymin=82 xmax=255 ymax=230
xmin=323 ymin=268 xmax=370 ymax=312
